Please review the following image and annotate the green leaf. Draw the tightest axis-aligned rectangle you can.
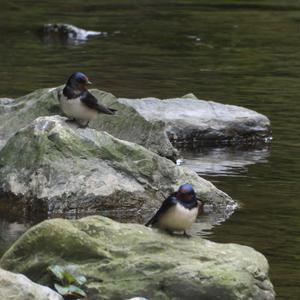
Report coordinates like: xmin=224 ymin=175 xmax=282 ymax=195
xmin=74 ymin=275 xmax=87 ymax=286
xmin=48 ymin=264 xmax=87 ymax=286
xmin=54 ymin=283 xmax=87 ymax=298
xmin=54 ymin=283 xmax=70 ymax=295
xmin=68 ymin=285 xmax=87 ymax=297
xmin=62 ymin=270 xmax=76 ymax=284
xmin=47 ymin=265 xmax=65 ymax=282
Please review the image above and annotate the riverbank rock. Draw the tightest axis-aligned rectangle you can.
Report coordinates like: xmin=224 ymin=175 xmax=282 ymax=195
xmin=93 ymin=94 xmax=271 ymax=159
xmin=0 ymin=268 xmax=62 ymax=300
xmin=0 ymin=87 xmax=271 ymax=160
xmin=0 ymin=216 xmax=275 ymax=300
xmin=0 ymin=115 xmax=233 ymax=220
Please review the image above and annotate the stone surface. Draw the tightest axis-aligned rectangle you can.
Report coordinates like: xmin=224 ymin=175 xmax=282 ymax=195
xmin=112 ymin=95 xmax=270 ymax=152
xmin=0 ymin=87 xmax=271 ymax=160
xmin=0 ymin=115 xmax=233 ymax=220
xmin=0 ymin=87 xmax=61 ymax=150
xmin=0 ymin=87 xmax=116 ymax=150
xmin=0 ymin=216 xmax=275 ymax=300
xmin=0 ymin=267 xmax=62 ymax=300
xmin=94 ymin=95 xmax=271 ymax=159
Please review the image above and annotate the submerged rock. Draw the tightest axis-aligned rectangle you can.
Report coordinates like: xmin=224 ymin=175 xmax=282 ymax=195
xmin=38 ymin=23 xmax=104 ymax=45
xmin=0 ymin=87 xmax=271 ymax=160
xmin=0 ymin=216 xmax=275 ymax=300
xmin=0 ymin=115 xmax=232 ymax=220
xmin=0 ymin=268 xmax=62 ymax=300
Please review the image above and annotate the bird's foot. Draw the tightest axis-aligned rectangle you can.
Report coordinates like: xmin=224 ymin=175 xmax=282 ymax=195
xmin=165 ymin=229 xmax=176 ymax=236
xmin=77 ymin=121 xmax=89 ymax=128
xmin=65 ymin=118 xmax=76 ymax=124
xmin=183 ymin=231 xmax=192 ymax=238
xmin=78 ymin=124 xmax=89 ymax=128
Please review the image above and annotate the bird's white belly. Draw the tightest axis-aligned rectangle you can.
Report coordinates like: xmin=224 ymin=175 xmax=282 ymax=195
xmin=59 ymin=94 xmax=97 ymax=121
xmin=158 ymin=204 xmax=198 ymax=231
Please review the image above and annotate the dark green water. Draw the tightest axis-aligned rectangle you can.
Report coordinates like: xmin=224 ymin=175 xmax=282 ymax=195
xmin=0 ymin=0 xmax=299 ymax=298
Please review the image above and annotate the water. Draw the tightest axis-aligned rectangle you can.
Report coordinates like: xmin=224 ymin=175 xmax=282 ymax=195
xmin=0 ymin=0 xmax=300 ymax=298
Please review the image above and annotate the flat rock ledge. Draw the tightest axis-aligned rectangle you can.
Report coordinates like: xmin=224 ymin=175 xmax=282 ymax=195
xmin=0 ymin=216 xmax=275 ymax=300
xmin=0 ymin=115 xmax=234 ymax=221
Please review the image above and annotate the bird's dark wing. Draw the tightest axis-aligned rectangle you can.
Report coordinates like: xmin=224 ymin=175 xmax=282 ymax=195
xmin=145 ymin=196 xmax=177 ymax=227
xmin=80 ymin=91 xmax=117 ymax=115
xmin=63 ymin=85 xmax=76 ymax=99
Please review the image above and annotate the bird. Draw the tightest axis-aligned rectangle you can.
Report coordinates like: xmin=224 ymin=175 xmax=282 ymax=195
xmin=145 ymin=184 xmax=202 ymax=236
xmin=58 ymin=72 xmax=117 ymax=127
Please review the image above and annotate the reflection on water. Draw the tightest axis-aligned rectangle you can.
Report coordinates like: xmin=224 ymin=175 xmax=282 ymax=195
xmin=0 ymin=219 xmax=28 ymax=255
xmin=192 ymin=202 xmax=237 ymax=236
xmin=181 ymin=145 xmax=270 ymax=176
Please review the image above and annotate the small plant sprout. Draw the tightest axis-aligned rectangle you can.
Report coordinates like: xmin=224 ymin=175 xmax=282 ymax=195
xmin=47 ymin=265 xmax=87 ymax=299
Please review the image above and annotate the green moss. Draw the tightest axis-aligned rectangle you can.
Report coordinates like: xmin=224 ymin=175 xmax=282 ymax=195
xmin=0 ymin=216 xmax=274 ymax=300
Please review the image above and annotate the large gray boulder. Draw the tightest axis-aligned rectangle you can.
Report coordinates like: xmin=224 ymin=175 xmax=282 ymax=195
xmin=0 ymin=87 xmax=271 ymax=160
xmin=0 ymin=268 xmax=62 ymax=300
xmin=0 ymin=115 xmax=233 ymax=221
xmin=0 ymin=216 xmax=275 ymax=300
xmin=93 ymin=94 xmax=271 ymax=159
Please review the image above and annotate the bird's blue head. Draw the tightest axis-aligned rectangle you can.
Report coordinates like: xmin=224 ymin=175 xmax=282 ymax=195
xmin=66 ymin=72 xmax=92 ymax=90
xmin=178 ymin=184 xmax=195 ymax=195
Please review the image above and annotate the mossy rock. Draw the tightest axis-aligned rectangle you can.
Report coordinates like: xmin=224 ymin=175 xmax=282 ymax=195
xmin=0 ymin=115 xmax=233 ymax=220
xmin=0 ymin=216 xmax=275 ymax=300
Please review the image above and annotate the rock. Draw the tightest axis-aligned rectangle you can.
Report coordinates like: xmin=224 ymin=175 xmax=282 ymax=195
xmin=81 ymin=91 xmax=271 ymax=159
xmin=0 ymin=87 xmax=115 ymax=150
xmin=0 ymin=115 xmax=233 ymax=221
xmin=126 ymin=298 xmax=149 ymax=300
xmin=0 ymin=87 xmax=61 ymax=150
xmin=37 ymin=23 xmax=104 ymax=45
xmin=0 ymin=98 xmax=15 ymax=106
xmin=0 ymin=87 xmax=271 ymax=160
xmin=182 ymin=93 xmax=198 ymax=99
xmin=0 ymin=216 xmax=275 ymax=300
xmin=0 ymin=268 xmax=62 ymax=300
xmin=93 ymin=95 xmax=271 ymax=159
